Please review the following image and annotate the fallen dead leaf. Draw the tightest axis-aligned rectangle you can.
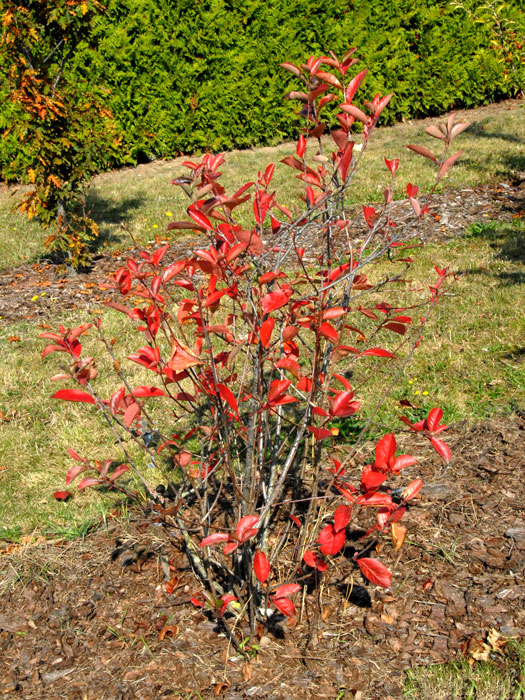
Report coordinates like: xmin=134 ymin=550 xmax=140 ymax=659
xmin=242 ymin=661 xmax=253 ymax=682
xmin=214 ymin=682 xmax=230 ymax=695
xmin=467 ymin=637 xmax=491 ymax=662
xmin=321 ymin=605 xmax=335 ymax=621
xmin=158 ymin=624 xmax=179 ymax=641
xmin=487 ymin=628 xmax=507 ymax=653
xmin=391 ymin=522 xmax=407 ymax=551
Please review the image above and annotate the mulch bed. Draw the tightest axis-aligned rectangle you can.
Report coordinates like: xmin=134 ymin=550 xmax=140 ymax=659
xmin=0 ymin=178 xmax=523 ymax=326
xmin=1 ymin=414 xmax=524 ymax=699
xmin=1 ymin=174 xmax=523 ymax=697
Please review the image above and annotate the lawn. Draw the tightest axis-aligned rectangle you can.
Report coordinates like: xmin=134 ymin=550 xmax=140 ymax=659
xmin=0 ymin=100 xmax=523 ymax=271
xmin=0 ymin=98 xmax=523 ymax=698
xmin=1 ymin=100 xmax=523 ymax=536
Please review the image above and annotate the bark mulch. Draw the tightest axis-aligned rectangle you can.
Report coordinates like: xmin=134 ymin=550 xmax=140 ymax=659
xmin=0 ymin=177 xmax=523 ymax=326
xmin=1 ymin=414 xmax=523 ymax=699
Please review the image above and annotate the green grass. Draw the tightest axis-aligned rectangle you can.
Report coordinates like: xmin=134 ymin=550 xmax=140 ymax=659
xmin=0 ymin=101 xmax=523 ymax=536
xmin=0 ymin=101 xmax=523 ymax=270
xmin=368 ymin=217 xmax=525 ymax=430
xmin=404 ymin=640 xmax=525 ymax=699
xmin=0 ymin=102 xmax=523 ymax=699
xmin=0 ymin=219 xmax=522 ymax=535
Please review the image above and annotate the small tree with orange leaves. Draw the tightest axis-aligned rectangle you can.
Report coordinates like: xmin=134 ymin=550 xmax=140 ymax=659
xmin=1 ymin=0 xmax=118 ymax=269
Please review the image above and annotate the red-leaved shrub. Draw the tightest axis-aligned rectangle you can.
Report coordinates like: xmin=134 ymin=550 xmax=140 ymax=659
xmin=43 ymin=48 xmax=468 ymax=646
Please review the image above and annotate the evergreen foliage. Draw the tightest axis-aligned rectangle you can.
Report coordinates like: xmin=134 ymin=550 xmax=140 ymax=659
xmin=1 ymin=0 xmax=523 ymax=177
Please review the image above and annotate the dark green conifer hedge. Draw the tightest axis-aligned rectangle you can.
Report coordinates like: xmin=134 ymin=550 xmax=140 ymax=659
xmin=1 ymin=0 xmax=522 ymax=177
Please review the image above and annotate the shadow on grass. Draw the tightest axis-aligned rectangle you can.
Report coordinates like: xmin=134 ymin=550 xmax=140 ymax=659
xmin=465 ymin=220 xmax=525 ymax=260
xmin=458 ymin=218 xmax=525 ymax=286
xmin=466 ymin=121 xmax=524 ymax=146
xmin=86 ymin=190 xmax=147 ymax=247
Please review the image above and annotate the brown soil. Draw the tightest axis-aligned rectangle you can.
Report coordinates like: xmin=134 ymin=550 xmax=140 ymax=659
xmin=0 ymin=178 xmax=523 ymax=326
xmin=1 ymin=167 xmax=524 ymax=697
xmin=1 ymin=414 xmax=524 ymax=699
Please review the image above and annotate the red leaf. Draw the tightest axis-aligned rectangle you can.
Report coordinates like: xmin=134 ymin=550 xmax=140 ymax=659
xmin=307 ymin=426 xmax=333 ymax=441
xmin=77 ymin=477 xmax=103 ymax=490
xmin=338 ymin=141 xmax=354 ymax=181
xmin=258 ymin=271 xmax=278 ymax=285
xmin=425 ymin=124 xmax=446 ymax=140
xmin=383 ymin=322 xmax=407 ymax=335
xmin=356 ymin=557 xmax=391 ymax=588
xmin=333 ymin=504 xmax=352 ymax=533
xmin=109 ymin=464 xmax=130 ymax=481
xmin=362 ymin=206 xmax=377 ymax=228
xmin=384 ymin=157 xmax=399 ymax=175
xmin=51 ymin=389 xmax=96 ymax=405
xmin=188 ymin=207 xmax=213 ymax=231
xmin=319 ymin=321 xmax=338 ymax=342
xmin=67 ymin=448 xmax=84 ymax=461
xmin=215 ymin=384 xmax=238 ymax=418
xmin=450 ymin=122 xmax=471 ymax=139
xmin=109 ymin=387 xmax=126 ymax=415
xmin=273 ymin=583 xmax=301 ymax=598
xmin=333 ymin=373 xmax=352 ymax=391
xmin=225 ymin=242 xmax=248 ymax=262
xmin=262 ymin=289 xmax=292 ymax=314
xmin=360 ymin=348 xmax=394 ymax=358
xmin=268 ymin=379 xmax=292 ymax=404
xmin=123 ymin=401 xmax=141 ymax=428
xmin=53 ymin=490 xmax=73 ymax=501
xmin=200 ymin=533 xmax=230 ymax=547
xmin=236 ymin=515 xmax=259 ymax=542
xmin=272 ymin=596 xmax=296 ymax=617
xmin=409 ymin=197 xmax=421 ymax=216
xmin=318 ymin=524 xmax=346 ymax=556
xmin=65 ymin=463 xmax=86 ymax=485
xmin=132 ymin=386 xmax=166 ymax=398
xmin=357 ymin=492 xmax=393 ymax=507
xmin=345 ymin=68 xmax=368 ymax=102
xmin=323 ymin=307 xmax=346 ymax=320
xmin=223 ymin=541 xmax=239 ymax=555
xmin=297 ymin=377 xmax=312 ymax=391
xmin=340 ymin=103 xmax=368 ymax=123
xmin=220 ymin=594 xmax=237 ymax=615
xmin=315 ymin=70 xmax=342 ymax=89
xmin=361 ymin=465 xmax=388 ymax=492
xmin=167 ymin=221 xmax=206 ymax=233
xmin=406 ymin=183 xmax=419 ymax=198
xmin=391 ymin=454 xmax=417 ymax=472
xmin=402 ymin=478 xmax=423 ymax=501
xmin=330 ymin=391 xmax=360 ymax=418
xmin=41 ymin=343 xmax=68 ymax=358
xmin=406 ymin=144 xmax=437 ymax=163
xmin=303 ymin=550 xmax=328 ymax=572
xmin=275 ymin=357 xmax=301 ymax=379
xmin=280 ymin=155 xmax=308 ymax=173
xmin=296 ymin=134 xmax=306 ymax=159
xmin=426 ymin=407 xmax=443 ymax=432
xmin=103 ymin=301 xmax=134 ymax=316
xmin=438 ymin=151 xmax=463 ymax=180
xmin=253 ymin=551 xmax=271 ymax=584
xmin=264 ymin=163 xmax=275 ymax=186
xmin=289 ymin=514 xmax=302 ymax=528
xmin=375 ymin=433 xmax=396 ymax=467
xmin=281 ymin=62 xmax=302 ymax=77
xmin=430 ymin=436 xmax=451 ymax=463
xmin=259 ymin=318 xmax=275 ymax=348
